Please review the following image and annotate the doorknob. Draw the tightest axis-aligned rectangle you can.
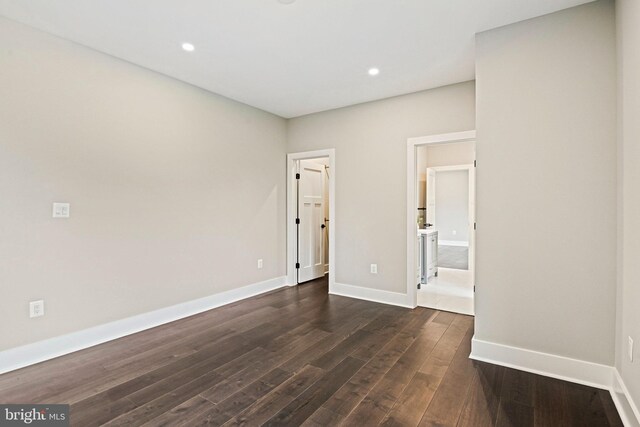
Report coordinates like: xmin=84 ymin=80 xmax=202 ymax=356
xmin=321 ymin=224 xmax=326 ymax=229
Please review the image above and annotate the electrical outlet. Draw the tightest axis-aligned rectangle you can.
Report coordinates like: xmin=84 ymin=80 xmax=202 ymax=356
xmin=452 ymin=230 xmax=457 ymax=236
xmin=629 ymin=336 xmax=634 ymax=362
xmin=370 ymin=264 xmax=378 ymax=274
xmin=30 ymin=300 xmax=44 ymax=318
xmin=52 ymin=202 xmax=70 ymax=218
xmin=257 ymin=259 xmax=263 ymax=269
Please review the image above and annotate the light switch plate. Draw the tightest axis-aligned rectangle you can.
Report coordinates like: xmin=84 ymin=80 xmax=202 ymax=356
xmin=52 ymin=202 xmax=70 ymax=218
xmin=257 ymin=259 xmax=263 ymax=269
xmin=370 ymin=264 xmax=378 ymax=274
xmin=30 ymin=300 xmax=44 ymax=318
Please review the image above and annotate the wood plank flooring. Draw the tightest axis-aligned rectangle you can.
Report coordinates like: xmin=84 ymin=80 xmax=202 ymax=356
xmin=0 ymin=276 xmax=623 ymax=426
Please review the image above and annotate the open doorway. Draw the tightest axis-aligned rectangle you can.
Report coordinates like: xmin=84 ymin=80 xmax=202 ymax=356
xmin=407 ymin=131 xmax=476 ymax=314
xmin=287 ymin=150 xmax=335 ymax=290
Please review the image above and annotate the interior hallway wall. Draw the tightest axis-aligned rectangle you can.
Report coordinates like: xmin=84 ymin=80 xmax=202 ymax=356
xmin=475 ymin=0 xmax=617 ymax=364
xmin=287 ymin=82 xmax=476 ymax=293
xmin=434 ymin=170 xmax=470 ymax=244
xmin=616 ymin=0 xmax=640 ymax=412
xmin=0 ymin=17 xmax=288 ymax=351
xmin=417 ymin=141 xmax=475 ymax=214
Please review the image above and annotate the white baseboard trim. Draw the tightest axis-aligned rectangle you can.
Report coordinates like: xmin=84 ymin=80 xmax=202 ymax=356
xmin=612 ymin=369 xmax=640 ymax=427
xmin=330 ymin=282 xmax=412 ymax=308
xmin=471 ymin=337 xmax=640 ymax=426
xmin=439 ymin=240 xmax=469 ymax=247
xmin=0 ymin=276 xmax=288 ymax=375
xmin=470 ymin=337 xmax=613 ymax=389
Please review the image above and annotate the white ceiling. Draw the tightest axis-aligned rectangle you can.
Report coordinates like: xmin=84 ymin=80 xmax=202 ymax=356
xmin=0 ymin=0 xmax=593 ymax=118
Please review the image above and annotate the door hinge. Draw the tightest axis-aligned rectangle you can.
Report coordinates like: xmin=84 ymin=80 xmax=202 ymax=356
xmin=295 ymin=218 xmax=300 ymax=224
xmin=295 ymin=173 xmax=300 ymax=179
xmin=474 ymin=222 xmax=477 ymax=230
xmin=474 ymin=160 xmax=477 ymax=168
xmin=295 ymin=263 xmax=300 ymax=269
xmin=417 ymin=283 xmax=421 ymax=290
xmin=474 ymin=285 xmax=476 ymax=292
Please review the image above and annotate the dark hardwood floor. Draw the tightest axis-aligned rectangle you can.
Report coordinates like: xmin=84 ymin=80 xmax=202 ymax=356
xmin=0 ymin=276 xmax=623 ymax=426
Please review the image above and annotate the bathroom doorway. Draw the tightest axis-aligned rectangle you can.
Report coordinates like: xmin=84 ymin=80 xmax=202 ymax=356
xmin=406 ymin=131 xmax=476 ymax=314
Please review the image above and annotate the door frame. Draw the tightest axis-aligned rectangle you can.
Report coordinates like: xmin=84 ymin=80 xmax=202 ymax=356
xmin=287 ymin=149 xmax=336 ymax=292
xmin=406 ymin=130 xmax=476 ymax=307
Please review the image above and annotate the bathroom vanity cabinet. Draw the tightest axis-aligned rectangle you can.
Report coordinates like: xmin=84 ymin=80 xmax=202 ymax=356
xmin=418 ymin=229 xmax=438 ymax=285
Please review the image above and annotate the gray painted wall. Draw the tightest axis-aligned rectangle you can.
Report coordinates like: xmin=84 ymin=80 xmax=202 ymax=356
xmin=416 ymin=141 xmax=475 ymax=210
xmin=0 ymin=18 xmax=288 ymax=351
xmin=616 ymin=0 xmax=640 ymax=411
xmin=287 ymin=82 xmax=476 ymax=293
xmin=420 ymin=142 xmax=476 ymax=171
xmin=434 ymin=170 xmax=470 ymax=243
xmin=475 ymin=0 xmax=617 ymax=364
xmin=416 ymin=142 xmax=476 ymax=211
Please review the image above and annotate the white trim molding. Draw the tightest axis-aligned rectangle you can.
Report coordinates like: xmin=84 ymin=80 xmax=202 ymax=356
xmin=407 ymin=130 xmax=477 ymax=146
xmin=470 ymin=337 xmax=613 ymax=389
xmin=471 ymin=337 xmax=640 ymax=427
xmin=439 ymin=240 xmax=469 ymax=247
xmin=612 ymin=370 xmax=640 ymax=427
xmin=0 ymin=276 xmax=288 ymax=375
xmin=331 ymin=282 xmax=413 ymax=308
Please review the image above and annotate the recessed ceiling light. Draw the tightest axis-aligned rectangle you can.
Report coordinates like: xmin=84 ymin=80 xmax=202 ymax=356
xmin=368 ymin=68 xmax=380 ymax=76
xmin=181 ymin=42 xmax=195 ymax=52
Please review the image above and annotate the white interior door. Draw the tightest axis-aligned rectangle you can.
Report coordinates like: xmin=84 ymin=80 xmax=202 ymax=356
xmin=298 ymin=160 xmax=325 ymax=283
xmin=426 ymin=168 xmax=436 ymax=226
